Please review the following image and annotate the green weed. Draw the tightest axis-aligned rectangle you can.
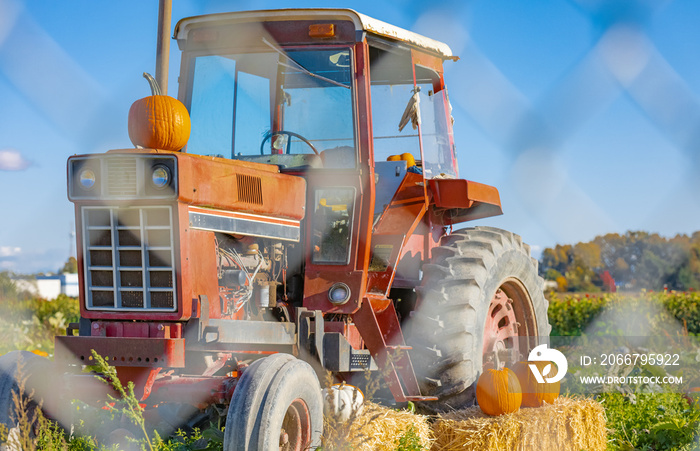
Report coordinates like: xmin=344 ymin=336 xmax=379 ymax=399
xmin=395 ymin=424 xmax=425 ymax=451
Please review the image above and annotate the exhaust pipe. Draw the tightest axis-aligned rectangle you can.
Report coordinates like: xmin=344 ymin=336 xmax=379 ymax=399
xmin=155 ymin=0 xmax=172 ymax=95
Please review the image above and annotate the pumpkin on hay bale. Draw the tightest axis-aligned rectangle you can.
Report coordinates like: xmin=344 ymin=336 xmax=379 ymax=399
xmin=432 ymin=396 xmax=606 ymax=451
xmin=323 ymin=383 xmax=365 ymax=422
xmin=322 ymin=401 xmax=433 ymax=450
xmin=511 ymin=360 xmax=561 ymax=407
xmin=476 ymin=368 xmax=522 ymax=416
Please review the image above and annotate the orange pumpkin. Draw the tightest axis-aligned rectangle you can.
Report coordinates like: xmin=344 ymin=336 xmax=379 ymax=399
xmin=476 ymin=368 xmax=522 ymax=416
xmin=512 ymin=360 xmax=560 ymax=407
xmin=128 ymin=72 xmax=191 ymax=151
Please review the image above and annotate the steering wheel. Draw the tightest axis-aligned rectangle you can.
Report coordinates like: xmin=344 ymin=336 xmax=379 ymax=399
xmin=260 ymin=130 xmax=319 ymax=155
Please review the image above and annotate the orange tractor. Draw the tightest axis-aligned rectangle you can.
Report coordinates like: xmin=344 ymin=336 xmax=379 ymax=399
xmin=0 ymin=8 xmax=549 ymax=449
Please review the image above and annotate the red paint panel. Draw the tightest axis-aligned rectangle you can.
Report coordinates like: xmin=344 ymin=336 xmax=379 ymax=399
xmin=428 ymin=178 xmax=501 ymax=209
xmin=325 ymin=321 xmax=363 ymax=350
xmin=55 ymin=336 xmax=186 ymax=368
xmin=373 ymin=171 xmax=427 ymax=236
xmin=411 ymin=50 xmax=445 ymax=92
xmin=123 ymin=322 xmax=150 ymax=337
xmin=367 ymin=171 xmax=428 ymax=296
xmin=428 ymin=178 xmax=504 ymax=225
xmin=303 ymin=270 xmax=364 ymax=314
xmin=115 ymin=367 xmax=162 ymax=401
xmin=175 ymin=152 xmax=306 ymax=221
xmin=181 ymin=20 xmax=356 ymax=52
xmin=263 ymin=20 xmax=356 ymax=44
xmin=353 ymin=40 xmax=375 ymax=274
xmin=183 ymin=225 xmax=221 ymax=319
xmin=302 ymin=170 xmax=369 ymax=314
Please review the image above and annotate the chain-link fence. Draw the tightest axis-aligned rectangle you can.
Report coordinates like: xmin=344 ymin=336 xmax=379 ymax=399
xmin=410 ymin=0 xmax=700 ymax=255
xmin=1 ymin=0 xmax=699 ymax=271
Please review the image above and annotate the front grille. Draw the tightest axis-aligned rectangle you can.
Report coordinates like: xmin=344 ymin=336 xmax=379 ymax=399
xmin=106 ymin=158 xmax=138 ymax=196
xmin=82 ymin=206 xmax=177 ymax=311
xmin=69 ymin=154 xmax=177 ymax=201
xmin=236 ymin=174 xmax=263 ymax=205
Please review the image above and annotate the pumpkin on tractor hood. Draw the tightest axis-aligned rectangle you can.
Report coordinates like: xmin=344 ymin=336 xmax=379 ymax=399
xmin=128 ymin=72 xmax=191 ymax=151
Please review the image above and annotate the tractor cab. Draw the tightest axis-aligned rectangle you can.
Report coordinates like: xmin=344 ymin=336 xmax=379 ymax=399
xmin=174 ymin=10 xmax=483 ymax=317
xmin=176 ymin=9 xmax=457 ymax=177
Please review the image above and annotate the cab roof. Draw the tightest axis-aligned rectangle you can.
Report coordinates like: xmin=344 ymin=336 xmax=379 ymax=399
xmin=174 ymin=8 xmax=454 ymax=60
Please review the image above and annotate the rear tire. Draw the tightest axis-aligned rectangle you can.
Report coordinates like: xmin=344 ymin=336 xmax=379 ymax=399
xmin=224 ymin=353 xmax=323 ymax=451
xmin=406 ymin=227 xmax=550 ymax=412
xmin=0 ymin=351 xmax=52 ymax=428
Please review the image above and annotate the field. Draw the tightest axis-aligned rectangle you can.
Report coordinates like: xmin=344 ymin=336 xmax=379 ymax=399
xmin=2 ymin=290 xmax=700 ymax=449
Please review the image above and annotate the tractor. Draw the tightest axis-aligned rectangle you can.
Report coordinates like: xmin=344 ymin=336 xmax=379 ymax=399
xmin=0 ymin=8 xmax=549 ymax=450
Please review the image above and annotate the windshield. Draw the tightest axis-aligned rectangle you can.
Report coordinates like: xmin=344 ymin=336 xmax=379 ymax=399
xmin=186 ymin=48 xmax=356 ymax=169
xmin=368 ymin=46 xmax=457 ymax=179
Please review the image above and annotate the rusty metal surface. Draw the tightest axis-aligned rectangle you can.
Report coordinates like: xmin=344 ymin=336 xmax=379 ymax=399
xmin=55 ymin=336 xmax=186 ymax=368
xmin=202 ymin=319 xmax=296 ymax=345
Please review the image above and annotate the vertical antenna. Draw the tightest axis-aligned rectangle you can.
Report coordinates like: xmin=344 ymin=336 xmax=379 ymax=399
xmin=69 ymin=221 xmax=76 ymax=265
xmin=69 ymin=221 xmax=76 ymax=257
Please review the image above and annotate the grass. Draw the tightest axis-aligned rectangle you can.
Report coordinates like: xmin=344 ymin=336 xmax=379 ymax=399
xmin=550 ymin=290 xmax=700 ymax=450
xmin=5 ymin=291 xmax=700 ymax=449
xmin=600 ymin=392 xmax=700 ymax=451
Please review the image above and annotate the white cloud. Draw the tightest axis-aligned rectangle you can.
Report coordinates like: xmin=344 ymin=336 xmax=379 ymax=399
xmin=0 ymin=148 xmax=31 ymax=170
xmin=0 ymin=246 xmax=21 ymax=257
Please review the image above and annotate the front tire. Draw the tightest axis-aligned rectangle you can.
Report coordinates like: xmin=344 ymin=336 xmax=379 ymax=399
xmin=224 ymin=353 xmax=323 ymax=451
xmin=406 ymin=227 xmax=550 ymax=412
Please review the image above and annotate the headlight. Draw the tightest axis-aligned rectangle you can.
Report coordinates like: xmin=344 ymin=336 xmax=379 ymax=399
xmin=328 ymin=282 xmax=351 ymax=305
xmin=79 ymin=169 xmax=96 ymax=189
xmin=151 ymin=165 xmax=170 ymax=189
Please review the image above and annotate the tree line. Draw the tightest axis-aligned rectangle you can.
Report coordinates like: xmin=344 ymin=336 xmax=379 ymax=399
xmin=540 ymin=231 xmax=700 ymax=292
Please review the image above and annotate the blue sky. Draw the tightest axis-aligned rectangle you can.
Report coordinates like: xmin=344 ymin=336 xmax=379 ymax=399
xmin=1 ymin=0 xmax=700 ymax=273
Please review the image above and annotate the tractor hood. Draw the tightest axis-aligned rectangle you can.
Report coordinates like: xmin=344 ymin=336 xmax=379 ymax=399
xmin=68 ymin=149 xmax=306 ymax=222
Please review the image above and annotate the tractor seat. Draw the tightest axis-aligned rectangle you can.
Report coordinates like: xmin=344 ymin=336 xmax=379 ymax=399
xmin=320 ymin=146 xmax=355 ymax=169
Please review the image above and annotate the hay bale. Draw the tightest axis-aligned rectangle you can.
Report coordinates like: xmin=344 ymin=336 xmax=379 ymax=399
xmin=431 ymin=396 xmax=606 ymax=451
xmin=323 ymin=401 xmax=433 ymax=450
